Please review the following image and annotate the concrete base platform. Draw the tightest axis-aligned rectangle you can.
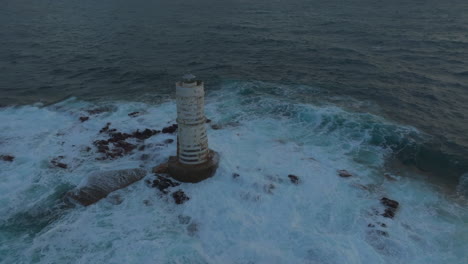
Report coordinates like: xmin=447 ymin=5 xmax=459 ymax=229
xmin=168 ymin=150 xmax=219 ymax=183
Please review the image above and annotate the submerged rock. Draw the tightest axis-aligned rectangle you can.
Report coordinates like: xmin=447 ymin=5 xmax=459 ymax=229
xmin=94 ymin=125 xmax=160 ymax=160
xmin=338 ymin=170 xmax=353 ymax=178
xmin=164 ymin=139 xmax=174 ymax=144
xmin=128 ymin=111 xmax=140 ymax=117
xmin=288 ymin=174 xmax=300 ymax=184
xmin=380 ymin=197 xmax=399 ymax=219
xmin=172 ymin=189 xmax=190 ymax=204
xmin=51 ymin=157 xmax=68 ymax=169
xmin=151 ymin=175 xmax=180 ymax=194
xmin=381 ymin=197 xmax=399 ymax=209
xmin=232 ymin=173 xmax=240 ymax=179
xmin=1 ymin=155 xmax=15 ymax=162
xmin=79 ymin=116 xmax=89 ymax=122
xmin=162 ymin=124 xmax=178 ymax=134
xmin=65 ymin=168 xmax=146 ymax=206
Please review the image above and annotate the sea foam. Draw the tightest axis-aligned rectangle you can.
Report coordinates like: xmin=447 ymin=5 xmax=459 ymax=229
xmin=0 ymin=83 xmax=466 ymax=264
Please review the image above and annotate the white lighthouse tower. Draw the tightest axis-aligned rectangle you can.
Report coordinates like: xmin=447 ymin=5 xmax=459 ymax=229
xmin=167 ymin=74 xmax=219 ymax=182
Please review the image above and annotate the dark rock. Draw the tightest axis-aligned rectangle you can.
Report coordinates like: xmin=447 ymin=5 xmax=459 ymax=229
xmin=79 ymin=116 xmax=89 ymax=122
xmin=151 ymin=175 xmax=180 ymax=194
xmin=99 ymin=123 xmax=111 ymax=133
xmin=1 ymin=155 xmax=15 ymax=162
xmin=382 ymin=208 xmax=395 ymax=218
xmin=380 ymin=197 xmax=399 ymax=210
xmin=162 ymin=124 xmax=178 ymax=134
xmin=133 ymin=129 xmax=159 ymax=140
xmin=172 ymin=189 xmax=190 ymax=204
xmin=232 ymin=173 xmax=240 ymax=179
xmin=368 ymin=223 xmax=375 ymax=228
xmin=206 ymin=119 xmax=212 ymax=123
xmin=128 ymin=111 xmax=140 ymax=117
xmin=138 ymin=145 xmax=146 ymax=151
xmin=211 ymin=124 xmax=221 ymax=130
xmin=51 ymin=157 xmax=68 ymax=169
xmin=164 ymin=139 xmax=174 ymax=144
xmin=65 ymin=168 xmax=146 ymax=206
xmin=288 ymin=174 xmax=300 ymax=184
xmin=113 ymin=141 xmax=136 ymax=154
xmin=338 ymin=170 xmax=352 ymax=178
xmin=153 ymin=163 xmax=169 ymax=174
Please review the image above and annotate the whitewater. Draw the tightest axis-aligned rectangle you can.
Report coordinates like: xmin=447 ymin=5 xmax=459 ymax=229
xmin=0 ymin=82 xmax=466 ymax=264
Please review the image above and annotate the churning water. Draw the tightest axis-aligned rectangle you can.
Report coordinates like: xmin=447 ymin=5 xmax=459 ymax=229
xmin=1 ymin=0 xmax=467 ymax=263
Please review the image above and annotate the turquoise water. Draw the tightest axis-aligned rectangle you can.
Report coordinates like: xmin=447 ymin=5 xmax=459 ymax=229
xmin=0 ymin=83 xmax=466 ymax=263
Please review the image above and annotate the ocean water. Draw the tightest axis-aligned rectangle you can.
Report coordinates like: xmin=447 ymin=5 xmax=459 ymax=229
xmin=0 ymin=83 xmax=467 ymax=263
xmin=1 ymin=0 xmax=468 ymax=263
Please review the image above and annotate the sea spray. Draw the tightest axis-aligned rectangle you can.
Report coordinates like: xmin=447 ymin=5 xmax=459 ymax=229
xmin=0 ymin=83 xmax=467 ymax=263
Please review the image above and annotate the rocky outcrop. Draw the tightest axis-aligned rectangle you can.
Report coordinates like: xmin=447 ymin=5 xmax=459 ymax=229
xmin=288 ymin=174 xmax=300 ymax=184
xmin=380 ymin=197 xmax=399 ymax=218
xmin=94 ymin=124 xmax=160 ymax=160
xmin=65 ymin=168 xmax=146 ymax=206
xmin=338 ymin=170 xmax=352 ymax=178
xmin=172 ymin=190 xmax=190 ymax=204
xmin=1 ymin=155 xmax=15 ymax=162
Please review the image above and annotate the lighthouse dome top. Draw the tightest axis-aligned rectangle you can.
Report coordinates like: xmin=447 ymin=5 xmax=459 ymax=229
xmin=182 ymin=73 xmax=197 ymax=83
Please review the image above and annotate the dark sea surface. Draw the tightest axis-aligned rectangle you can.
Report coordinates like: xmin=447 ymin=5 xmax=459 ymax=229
xmin=1 ymin=0 xmax=467 ymax=183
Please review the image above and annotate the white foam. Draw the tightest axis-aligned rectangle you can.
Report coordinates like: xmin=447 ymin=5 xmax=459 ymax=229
xmin=0 ymin=84 xmax=466 ymax=263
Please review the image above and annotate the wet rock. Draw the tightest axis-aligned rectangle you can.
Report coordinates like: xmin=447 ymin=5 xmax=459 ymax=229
xmin=79 ymin=116 xmax=89 ymax=122
xmin=206 ymin=119 xmax=212 ymax=123
xmin=288 ymin=174 xmax=300 ymax=184
xmin=133 ymin=129 xmax=160 ymax=140
xmin=211 ymin=124 xmax=221 ymax=130
xmin=1 ymin=155 xmax=15 ymax=162
xmin=65 ymin=168 xmax=146 ymax=206
xmin=51 ymin=157 xmax=68 ymax=169
xmin=164 ymin=139 xmax=174 ymax=144
xmin=172 ymin=189 xmax=190 ymax=204
xmin=381 ymin=197 xmax=399 ymax=209
xmin=138 ymin=145 xmax=146 ymax=151
xmin=368 ymin=223 xmax=375 ymax=228
xmin=99 ymin=122 xmax=111 ymax=133
xmin=162 ymin=124 xmax=178 ymax=134
xmin=151 ymin=175 xmax=180 ymax=194
xmin=338 ymin=170 xmax=353 ymax=178
xmin=128 ymin=111 xmax=140 ymax=117
xmin=143 ymin=199 xmax=151 ymax=206
xmin=382 ymin=208 xmax=395 ymax=218
xmin=379 ymin=197 xmax=399 ymax=219
xmin=153 ymin=163 xmax=169 ymax=174
xmin=232 ymin=173 xmax=240 ymax=179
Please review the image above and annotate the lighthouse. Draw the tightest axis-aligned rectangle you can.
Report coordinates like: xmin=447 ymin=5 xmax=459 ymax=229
xmin=167 ymin=74 xmax=219 ymax=183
